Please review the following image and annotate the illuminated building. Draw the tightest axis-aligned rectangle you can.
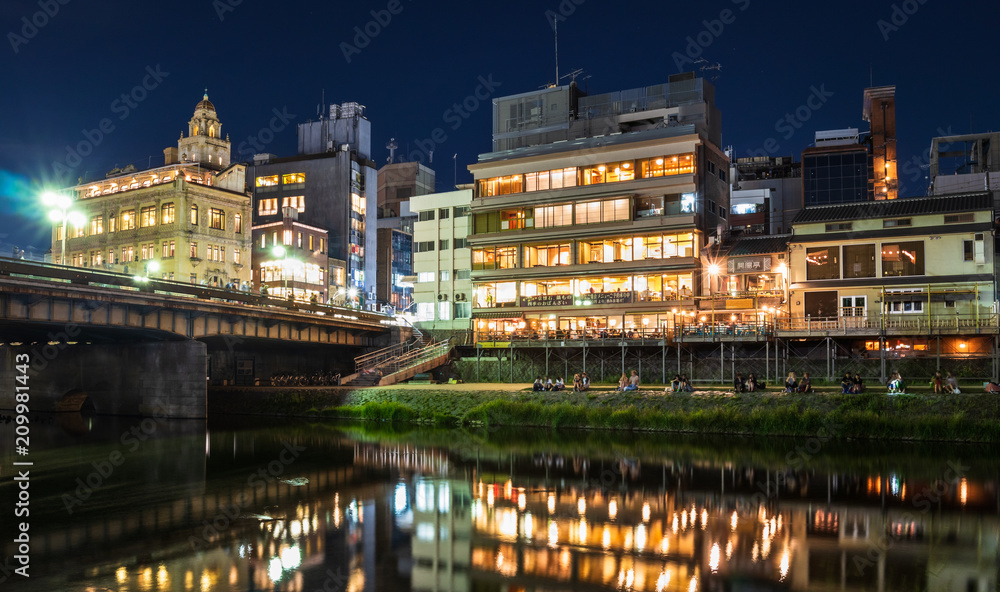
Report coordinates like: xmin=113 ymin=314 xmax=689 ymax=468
xmin=250 ymin=102 xmax=376 ymax=304
xmin=468 ymin=73 xmax=730 ymax=343
xmin=251 ymin=207 xmax=330 ymax=301
xmin=55 ymin=93 xmax=251 ymax=286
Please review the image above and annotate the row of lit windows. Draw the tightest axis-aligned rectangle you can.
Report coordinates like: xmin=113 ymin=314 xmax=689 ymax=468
xmin=477 ymin=153 xmax=695 ymax=197
xmin=258 ymin=230 xmax=326 ymax=253
xmin=472 ymin=232 xmax=696 ymax=270
xmin=474 ymin=273 xmax=695 ymax=307
xmin=255 ymin=173 xmax=305 ymax=188
xmin=259 ymin=196 xmax=305 ymax=216
xmin=258 ymin=261 xmax=325 ymax=284
xmin=59 ymin=205 xmax=240 ymax=237
xmin=807 ymin=242 xmax=928 ymax=280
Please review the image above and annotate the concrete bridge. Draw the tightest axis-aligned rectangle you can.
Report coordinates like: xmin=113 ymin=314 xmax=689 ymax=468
xmin=0 ymin=259 xmax=400 ymax=417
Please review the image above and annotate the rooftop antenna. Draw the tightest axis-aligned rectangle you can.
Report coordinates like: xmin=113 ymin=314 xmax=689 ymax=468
xmin=453 ymin=153 xmax=457 ymax=188
xmin=554 ymin=18 xmax=559 ymax=86
xmin=318 ymin=88 xmax=326 ymax=119
xmin=559 ymin=68 xmax=588 ymax=85
xmin=386 ymin=138 xmax=398 ymax=164
xmin=693 ymin=58 xmax=722 ymax=82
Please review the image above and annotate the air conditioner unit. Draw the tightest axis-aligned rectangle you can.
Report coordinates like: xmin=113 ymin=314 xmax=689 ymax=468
xmin=456 ymin=293 xmax=465 ymax=301
xmin=437 ymin=294 xmax=448 ymax=301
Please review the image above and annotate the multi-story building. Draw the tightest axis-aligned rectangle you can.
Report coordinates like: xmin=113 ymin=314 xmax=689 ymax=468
xmin=250 ymin=102 xmax=377 ymax=303
xmin=377 ymin=161 xmax=435 ymax=216
xmin=783 ymin=192 xmax=997 ymax=358
xmin=731 ymin=155 xmax=802 ymax=235
xmin=54 ymin=94 xmax=251 ymax=286
xmin=411 ymin=187 xmax=473 ymax=338
xmin=251 ymin=207 xmax=330 ymax=301
xmin=801 ymin=128 xmax=872 ymax=207
xmin=863 ymin=85 xmax=897 ymax=200
xmin=468 ymin=74 xmax=729 ymax=342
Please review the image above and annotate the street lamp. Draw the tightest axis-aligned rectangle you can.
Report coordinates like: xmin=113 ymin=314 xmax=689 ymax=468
xmin=271 ymin=245 xmax=295 ymax=300
xmin=707 ymin=263 xmax=720 ymax=336
xmin=43 ymin=191 xmax=84 ymax=266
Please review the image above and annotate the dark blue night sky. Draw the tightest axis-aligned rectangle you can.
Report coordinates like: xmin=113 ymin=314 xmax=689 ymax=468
xmin=1 ymin=0 xmax=996 ymax=250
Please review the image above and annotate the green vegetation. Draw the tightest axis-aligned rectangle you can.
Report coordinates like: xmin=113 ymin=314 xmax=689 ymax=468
xmin=209 ymin=385 xmax=1000 ymax=442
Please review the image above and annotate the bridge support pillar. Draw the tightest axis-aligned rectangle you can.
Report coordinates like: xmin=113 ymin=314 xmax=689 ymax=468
xmin=1 ymin=341 xmax=207 ymax=418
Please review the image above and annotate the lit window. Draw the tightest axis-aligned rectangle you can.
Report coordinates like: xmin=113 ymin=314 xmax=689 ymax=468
xmin=161 ymin=203 xmax=175 ymax=224
xmin=234 ymin=249 xmax=241 ymax=265
xmin=282 ymin=173 xmax=305 ymax=185
xmin=90 ymin=216 xmax=104 ymax=235
xmin=121 ymin=209 xmax=136 ymax=230
xmin=209 ymin=208 xmax=225 ymax=230
xmin=189 ymin=205 xmax=198 ymax=225
xmin=140 ymin=206 xmax=156 ymax=228
xmin=190 ymin=242 xmax=198 ymax=258
xmin=234 ymin=213 xmax=242 ymax=233
xmin=255 ymin=175 xmax=279 ymax=188
xmin=259 ymin=198 xmax=278 ymax=216
xmin=282 ymin=195 xmax=305 ymax=212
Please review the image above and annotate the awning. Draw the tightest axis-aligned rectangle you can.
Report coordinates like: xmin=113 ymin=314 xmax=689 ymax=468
xmin=472 ymin=311 xmax=523 ymax=319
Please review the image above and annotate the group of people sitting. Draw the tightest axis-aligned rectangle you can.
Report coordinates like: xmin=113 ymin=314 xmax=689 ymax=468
xmin=616 ymin=370 xmax=641 ymax=391
xmin=532 ymin=376 xmax=565 ymax=391
xmin=931 ymin=371 xmax=960 ymax=394
xmin=572 ymin=373 xmax=591 ymax=392
xmin=783 ymin=372 xmax=813 ymax=393
xmin=668 ymin=374 xmax=694 ymax=392
xmin=840 ymin=372 xmax=865 ymax=394
xmin=733 ymin=372 xmax=766 ymax=393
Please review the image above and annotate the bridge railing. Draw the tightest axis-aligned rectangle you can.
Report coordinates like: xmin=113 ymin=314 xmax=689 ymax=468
xmin=0 ymin=258 xmax=390 ymax=324
xmin=375 ymin=339 xmax=453 ymax=377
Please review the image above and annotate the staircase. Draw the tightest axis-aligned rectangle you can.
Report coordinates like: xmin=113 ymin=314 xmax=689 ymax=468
xmin=342 ymin=335 xmax=453 ymax=387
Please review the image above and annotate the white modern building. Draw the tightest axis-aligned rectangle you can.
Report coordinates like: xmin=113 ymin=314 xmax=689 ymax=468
xmin=411 ymin=186 xmax=474 ymax=337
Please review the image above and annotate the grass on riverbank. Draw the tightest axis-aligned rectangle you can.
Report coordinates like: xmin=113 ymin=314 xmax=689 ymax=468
xmin=207 ymin=383 xmax=1000 ymax=442
xmin=307 ymin=386 xmax=1000 ymax=442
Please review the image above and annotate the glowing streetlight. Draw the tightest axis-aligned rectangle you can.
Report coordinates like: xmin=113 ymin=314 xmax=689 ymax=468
xmin=43 ymin=191 xmax=84 ymax=266
xmin=271 ymin=245 xmax=293 ymax=299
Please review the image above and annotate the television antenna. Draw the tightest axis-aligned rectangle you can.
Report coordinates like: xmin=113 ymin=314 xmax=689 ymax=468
xmin=693 ymin=58 xmax=722 ymax=82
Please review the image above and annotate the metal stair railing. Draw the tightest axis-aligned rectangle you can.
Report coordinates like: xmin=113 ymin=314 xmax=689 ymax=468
xmin=354 ymin=338 xmax=424 ymax=373
xmin=371 ymin=339 xmax=452 ymax=378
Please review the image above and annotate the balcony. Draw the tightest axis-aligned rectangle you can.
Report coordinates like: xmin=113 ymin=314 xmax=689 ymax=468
xmin=775 ymin=313 xmax=1000 ymax=337
xmin=674 ymin=321 xmax=775 ymax=342
xmin=476 ymin=327 xmax=672 ymax=347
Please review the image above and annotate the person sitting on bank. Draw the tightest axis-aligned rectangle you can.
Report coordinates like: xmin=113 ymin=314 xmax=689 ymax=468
xmin=533 ymin=377 xmax=544 ymax=391
xmin=581 ymin=372 xmax=590 ymax=391
xmin=554 ymin=377 xmax=565 ymax=391
xmin=887 ymin=371 xmax=906 ymax=394
xmin=616 ymin=372 xmax=628 ymax=391
xmin=573 ymin=373 xmax=583 ymax=392
xmin=852 ymin=373 xmax=865 ymax=393
xmin=932 ymin=371 xmax=943 ymax=393
xmin=544 ymin=376 xmax=554 ymax=391
xmin=746 ymin=373 xmax=758 ymax=392
xmin=841 ymin=372 xmax=853 ymax=394
xmin=797 ymin=372 xmax=813 ymax=393
xmin=624 ymin=370 xmax=640 ymax=391
xmin=733 ymin=372 xmax=746 ymax=393
xmin=680 ymin=374 xmax=693 ymax=392
xmin=944 ymin=372 xmax=959 ymax=394
xmin=784 ymin=372 xmax=798 ymax=393
xmin=670 ymin=374 xmax=681 ymax=392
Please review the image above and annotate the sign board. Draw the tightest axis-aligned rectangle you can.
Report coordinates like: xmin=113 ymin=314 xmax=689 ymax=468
xmin=523 ymin=294 xmax=574 ymax=307
xmin=727 ymin=256 xmax=772 ymax=274
xmin=591 ymin=291 xmax=634 ymax=305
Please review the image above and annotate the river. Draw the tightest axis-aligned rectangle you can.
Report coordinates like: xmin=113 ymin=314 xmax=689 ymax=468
xmin=1 ymin=413 xmax=997 ymax=591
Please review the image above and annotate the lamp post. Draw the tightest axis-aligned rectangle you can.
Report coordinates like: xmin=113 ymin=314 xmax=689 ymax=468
xmin=708 ymin=263 xmax=720 ymax=337
xmin=43 ymin=191 xmax=84 ymax=266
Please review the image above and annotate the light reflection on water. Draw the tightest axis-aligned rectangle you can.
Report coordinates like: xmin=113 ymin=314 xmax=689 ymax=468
xmin=0 ymin=416 xmax=998 ymax=591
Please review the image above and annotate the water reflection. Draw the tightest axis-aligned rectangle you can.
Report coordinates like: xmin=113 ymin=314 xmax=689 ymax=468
xmin=0 ymin=417 xmax=998 ymax=591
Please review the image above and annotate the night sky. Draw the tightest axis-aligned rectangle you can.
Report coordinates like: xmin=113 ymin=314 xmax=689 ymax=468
xmin=1 ymin=0 xmax=996 ymax=252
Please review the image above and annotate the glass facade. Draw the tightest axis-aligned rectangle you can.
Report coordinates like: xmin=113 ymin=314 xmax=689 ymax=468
xmin=803 ymin=150 xmax=870 ymax=206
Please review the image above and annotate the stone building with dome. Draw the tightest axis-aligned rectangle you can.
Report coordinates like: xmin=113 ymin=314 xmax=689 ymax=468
xmin=51 ymin=93 xmax=252 ymax=287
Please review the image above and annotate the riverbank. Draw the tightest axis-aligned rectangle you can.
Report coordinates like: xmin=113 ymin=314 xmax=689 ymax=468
xmin=209 ymin=383 xmax=1000 ymax=442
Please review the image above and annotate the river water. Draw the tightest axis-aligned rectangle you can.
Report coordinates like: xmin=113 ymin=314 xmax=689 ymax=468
xmin=1 ymin=414 xmax=997 ymax=591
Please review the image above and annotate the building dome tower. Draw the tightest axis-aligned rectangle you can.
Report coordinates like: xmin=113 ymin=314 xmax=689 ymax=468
xmin=178 ymin=90 xmax=231 ymax=170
